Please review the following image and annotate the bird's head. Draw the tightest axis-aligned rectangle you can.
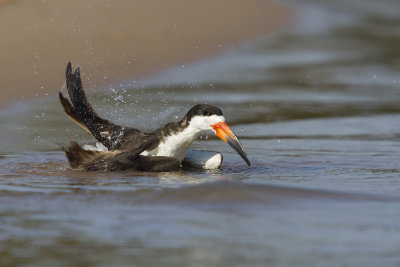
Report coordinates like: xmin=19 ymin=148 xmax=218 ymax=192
xmin=185 ymin=104 xmax=251 ymax=166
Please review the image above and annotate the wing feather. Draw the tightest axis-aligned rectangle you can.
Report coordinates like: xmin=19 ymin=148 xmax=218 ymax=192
xmin=61 ymin=62 xmax=149 ymax=150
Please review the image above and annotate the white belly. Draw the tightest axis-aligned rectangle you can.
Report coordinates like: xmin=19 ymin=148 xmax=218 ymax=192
xmin=140 ymin=131 xmax=201 ymax=162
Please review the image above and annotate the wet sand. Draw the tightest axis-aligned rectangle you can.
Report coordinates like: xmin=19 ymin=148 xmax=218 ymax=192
xmin=0 ymin=0 xmax=291 ymax=108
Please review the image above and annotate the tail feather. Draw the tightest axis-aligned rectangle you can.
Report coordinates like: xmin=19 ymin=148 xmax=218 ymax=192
xmin=63 ymin=141 xmax=103 ymax=169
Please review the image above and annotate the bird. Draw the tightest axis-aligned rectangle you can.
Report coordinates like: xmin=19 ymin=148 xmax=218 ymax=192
xmin=59 ymin=62 xmax=251 ymax=172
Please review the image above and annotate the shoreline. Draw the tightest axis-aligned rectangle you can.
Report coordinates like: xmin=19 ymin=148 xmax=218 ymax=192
xmin=0 ymin=0 xmax=292 ymax=109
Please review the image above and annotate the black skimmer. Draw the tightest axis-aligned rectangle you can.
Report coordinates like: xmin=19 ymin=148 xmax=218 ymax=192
xmin=59 ymin=62 xmax=251 ymax=171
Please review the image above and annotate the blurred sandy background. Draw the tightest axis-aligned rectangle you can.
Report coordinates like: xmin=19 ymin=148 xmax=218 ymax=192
xmin=0 ymin=0 xmax=290 ymax=108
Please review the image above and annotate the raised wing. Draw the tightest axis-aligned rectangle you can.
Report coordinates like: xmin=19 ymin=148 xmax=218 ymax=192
xmin=60 ymin=62 xmax=145 ymax=150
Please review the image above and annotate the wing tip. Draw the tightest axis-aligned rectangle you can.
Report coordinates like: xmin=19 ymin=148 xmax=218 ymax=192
xmin=66 ymin=61 xmax=72 ymax=77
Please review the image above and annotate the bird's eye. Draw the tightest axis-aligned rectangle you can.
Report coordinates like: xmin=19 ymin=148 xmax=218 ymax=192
xmin=203 ymin=110 xmax=208 ymax=116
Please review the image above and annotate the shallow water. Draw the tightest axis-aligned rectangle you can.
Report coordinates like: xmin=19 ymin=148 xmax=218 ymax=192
xmin=1 ymin=0 xmax=400 ymax=266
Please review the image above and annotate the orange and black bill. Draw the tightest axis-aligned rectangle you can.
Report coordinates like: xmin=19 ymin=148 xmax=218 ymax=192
xmin=211 ymin=122 xmax=251 ymax=166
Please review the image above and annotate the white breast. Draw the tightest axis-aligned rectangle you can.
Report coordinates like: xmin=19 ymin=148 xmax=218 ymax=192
xmin=140 ymin=114 xmax=225 ymax=162
xmin=140 ymin=127 xmax=201 ymax=162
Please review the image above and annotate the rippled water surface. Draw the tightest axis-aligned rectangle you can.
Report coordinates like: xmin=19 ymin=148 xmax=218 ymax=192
xmin=1 ymin=0 xmax=400 ymax=266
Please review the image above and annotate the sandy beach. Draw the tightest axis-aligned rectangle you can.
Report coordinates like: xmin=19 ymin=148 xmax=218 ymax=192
xmin=0 ymin=0 xmax=290 ymax=108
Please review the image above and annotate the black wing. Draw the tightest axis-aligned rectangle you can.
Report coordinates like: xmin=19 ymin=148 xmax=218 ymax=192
xmin=60 ymin=62 xmax=152 ymax=151
xmin=64 ymin=141 xmax=180 ymax=172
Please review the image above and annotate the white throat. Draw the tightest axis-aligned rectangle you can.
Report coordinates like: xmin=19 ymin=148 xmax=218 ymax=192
xmin=141 ymin=115 xmax=225 ymax=162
